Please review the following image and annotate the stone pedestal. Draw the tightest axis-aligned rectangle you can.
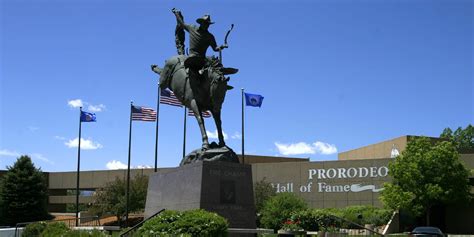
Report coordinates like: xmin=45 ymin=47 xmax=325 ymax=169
xmin=145 ymin=161 xmax=256 ymax=229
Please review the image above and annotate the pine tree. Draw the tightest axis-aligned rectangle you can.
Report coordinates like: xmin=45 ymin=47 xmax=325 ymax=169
xmin=0 ymin=156 xmax=50 ymax=226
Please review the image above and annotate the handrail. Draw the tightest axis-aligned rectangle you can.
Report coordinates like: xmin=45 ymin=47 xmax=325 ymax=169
xmin=14 ymin=215 xmax=100 ymax=237
xmin=119 ymin=209 xmax=165 ymax=237
xmin=328 ymin=214 xmax=384 ymax=236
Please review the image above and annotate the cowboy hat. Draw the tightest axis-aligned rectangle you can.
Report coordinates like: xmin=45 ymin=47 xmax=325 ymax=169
xmin=196 ymin=15 xmax=214 ymax=25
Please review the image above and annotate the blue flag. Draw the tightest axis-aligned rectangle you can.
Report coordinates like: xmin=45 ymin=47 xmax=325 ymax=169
xmin=244 ymin=93 xmax=264 ymax=107
xmin=80 ymin=111 xmax=96 ymax=122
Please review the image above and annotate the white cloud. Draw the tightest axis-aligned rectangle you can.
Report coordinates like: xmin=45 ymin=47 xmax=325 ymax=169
xmin=31 ymin=153 xmax=54 ymax=165
xmin=68 ymin=99 xmax=83 ymax=108
xmin=0 ymin=149 xmax=21 ymax=157
xmin=275 ymin=142 xmax=315 ymax=155
xmin=313 ymin=141 xmax=338 ymax=155
xmin=275 ymin=141 xmax=337 ymax=156
xmin=106 ymin=160 xmax=127 ymax=170
xmin=68 ymin=100 xmax=105 ymax=112
xmin=65 ymin=138 xmax=103 ymax=150
xmin=0 ymin=149 xmax=53 ymax=165
xmin=105 ymin=161 xmax=152 ymax=170
xmin=206 ymin=130 xmax=228 ymax=140
xmin=88 ymin=104 xmax=106 ymax=112
xmin=231 ymin=132 xmax=242 ymax=140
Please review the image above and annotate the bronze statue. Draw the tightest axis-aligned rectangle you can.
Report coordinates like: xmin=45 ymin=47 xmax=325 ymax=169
xmin=172 ymin=8 xmax=227 ymax=84
xmin=151 ymin=9 xmax=238 ymax=160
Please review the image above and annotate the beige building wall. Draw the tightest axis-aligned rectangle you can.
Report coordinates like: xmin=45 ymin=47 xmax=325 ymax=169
xmin=338 ymin=136 xmax=409 ymax=161
xmin=338 ymin=136 xmax=444 ymax=161
xmin=21 ymin=145 xmax=471 ymax=212
xmin=252 ymin=159 xmax=392 ymax=209
xmin=47 ymin=168 xmax=169 ymax=209
xmin=46 ymin=155 xmax=307 ymax=211
xmin=238 ymin=155 xmax=309 ymax=164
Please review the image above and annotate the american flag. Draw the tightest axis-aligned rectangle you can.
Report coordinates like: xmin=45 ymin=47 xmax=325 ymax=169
xmin=160 ymin=89 xmax=183 ymax=107
xmin=188 ymin=110 xmax=212 ymax=118
xmin=131 ymin=105 xmax=157 ymax=122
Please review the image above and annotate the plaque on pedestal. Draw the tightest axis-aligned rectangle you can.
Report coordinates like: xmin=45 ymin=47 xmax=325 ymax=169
xmin=144 ymin=161 xmax=256 ymax=229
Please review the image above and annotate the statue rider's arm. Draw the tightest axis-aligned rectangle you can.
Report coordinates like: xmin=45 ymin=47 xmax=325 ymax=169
xmin=173 ymin=9 xmax=191 ymax=32
xmin=210 ymin=35 xmax=226 ymax=52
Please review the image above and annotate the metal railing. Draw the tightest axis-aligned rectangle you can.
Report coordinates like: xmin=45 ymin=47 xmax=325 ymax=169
xmin=14 ymin=216 xmax=100 ymax=237
xmin=327 ymin=214 xmax=385 ymax=236
xmin=119 ymin=209 xmax=165 ymax=237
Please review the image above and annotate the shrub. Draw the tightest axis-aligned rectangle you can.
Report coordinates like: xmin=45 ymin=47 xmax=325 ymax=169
xmin=365 ymin=208 xmax=392 ymax=226
xmin=41 ymin=222 xmax=69 ymax=236
xmin=22 ymin=222 xmax=47 ymax=237
xmin=260 ymin=192 xmax=307 ymax=230
xmin=289 ymin=209 xmax=339 ymax=231
xmin=339 ymin=205 xmax=392 ymax=228
xmin=89 ymin=174 xmax=148 ymax=227
xmin=63 ymin=229 xmax=107 ymax=237
xmin=254 ymin=178 xmax=276 ymax=214
xmin=138 ymin=209 xmax=228 ymax=236
xmin=287 ymin=206 xmax=392 ymax=231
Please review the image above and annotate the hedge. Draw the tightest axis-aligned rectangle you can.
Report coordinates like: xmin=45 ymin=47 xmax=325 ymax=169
xmin=138 ymin=209 xmax=228 ymax=237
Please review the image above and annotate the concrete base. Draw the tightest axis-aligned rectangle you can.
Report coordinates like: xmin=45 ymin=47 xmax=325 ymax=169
xmin=144 ymin=161 xmax=256 ymax=229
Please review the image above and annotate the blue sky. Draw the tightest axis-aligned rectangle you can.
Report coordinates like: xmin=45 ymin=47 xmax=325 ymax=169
xmin=1 ymin=0 xmax=472 ymax=171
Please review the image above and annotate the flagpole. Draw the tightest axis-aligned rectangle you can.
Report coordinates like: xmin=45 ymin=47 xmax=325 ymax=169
xmin=154 ymin=83 xmax=160 ymax=172
xmin=75 ymin=107 xmax=82 ymax=227
xmin=241 ymin=88 xmax=245 ymax=164
xmin=126 ymin=101 xmax=133 ymax=226
xmin=182 ymin=106 xmax=187 ymax=159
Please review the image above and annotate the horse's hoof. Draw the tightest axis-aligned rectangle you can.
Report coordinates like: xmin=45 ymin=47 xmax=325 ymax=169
xmin=202 ymin=144 xmax=209 ymax=151
xmin=219 ymin=142 xmax=226 ymax=147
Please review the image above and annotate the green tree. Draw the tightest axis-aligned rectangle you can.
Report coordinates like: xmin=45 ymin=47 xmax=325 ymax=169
xmin=88 ymin=174 xmax=148 ymax=225
xmin=440 ymin=124 xmax=474 ymax=151
xmin=260 ymin=192 xmax=308 ymax=230
xmin=254 ymin=178 xmax=276 ymax=214
xmin=380 ymin=137 xmax=471 ymax=225
xmin=0 ymin=156 xmax=50 ymax=226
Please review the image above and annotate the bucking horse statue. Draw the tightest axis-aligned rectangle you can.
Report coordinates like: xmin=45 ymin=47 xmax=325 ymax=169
xmin=151 ymin=53 xmax=239 ymax=165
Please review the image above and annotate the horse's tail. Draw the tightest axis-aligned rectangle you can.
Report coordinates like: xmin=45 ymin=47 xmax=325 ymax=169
xmin=152 ymin=55 xmax=187 ymax=89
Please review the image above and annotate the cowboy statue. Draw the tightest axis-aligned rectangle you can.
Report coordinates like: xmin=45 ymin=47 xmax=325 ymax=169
xmin=172 ymin=8 xmax=227 ymax=83
xmin=151 ymin=8 xmax=239 ymax=165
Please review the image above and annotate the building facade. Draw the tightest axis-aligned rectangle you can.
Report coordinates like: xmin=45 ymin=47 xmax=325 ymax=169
xmin=1 ymin=135 xmax=473 ymax=231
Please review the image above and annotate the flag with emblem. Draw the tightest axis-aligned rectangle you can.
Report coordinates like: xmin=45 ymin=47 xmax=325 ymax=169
xmin=80 ymin=111 xmax=96 ymax=122
xmin=131 ymin=105 xmax=157 ymax=122
xmin=160 ymin=89 xmax=183 ymax=107
xmin=244 ymin=93 xmax=264 ymax=107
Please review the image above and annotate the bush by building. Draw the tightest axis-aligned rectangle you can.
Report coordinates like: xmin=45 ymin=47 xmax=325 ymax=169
xmin=138 ymin=209 xmax=228 ymax=237
xmin=336 ymin=205 xmax=391 ymax=228
xmin=254 ymin=178 xmax=276 ymax=226
xmin=88 ymin=174 xmax=148 ymax=226
xmin=259 ymin=192 xmax=308 ymax=230
xmin=254 ymin=178 xmax=276 ymax=214
xmin=287 ymin=209 xmax=335 ymax=231
xmin=22 ymin=221 xmax=107 ymax=237
xmin=280 ymin=206 xmax=392 ymax=231
xmin=40 ymin=222 xmax=69 ymax=236
xmin=21 ymin=222 xmax=47 ymax=237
